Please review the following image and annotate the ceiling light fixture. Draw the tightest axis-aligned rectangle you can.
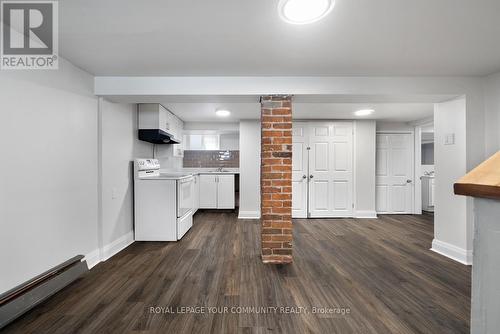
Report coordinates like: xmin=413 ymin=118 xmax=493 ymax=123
xmin=216 ymin=109 xmax=231 ymax=117
xmin=278 ymin=0 xmax=335 ymax=25
xmin=354 ymin=109 xmax=375 ymax=117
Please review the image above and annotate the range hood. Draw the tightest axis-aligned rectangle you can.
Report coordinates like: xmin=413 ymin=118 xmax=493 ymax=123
xmin=138 ymin=129 xmax=181 ymax=144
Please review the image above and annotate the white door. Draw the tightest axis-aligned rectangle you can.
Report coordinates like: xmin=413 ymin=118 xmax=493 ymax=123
xmin=308 ymin=122 xmax=354 ymax=218
xmin=199 ymin=174 xmax=217 ymax=209
xmin=217 ymin=174 xmax=235 ymax=209
xmin=292 ymin=123 xmax=309 ymax=218
xmin=376 ymin=133 xmax=414 ymax=214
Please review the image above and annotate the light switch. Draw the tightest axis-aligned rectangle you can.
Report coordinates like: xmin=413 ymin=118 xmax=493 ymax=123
xmin=112 ymin=187 xmax=117 ymax=199
xmin=444 ymin=133 xmax=455 ymax=145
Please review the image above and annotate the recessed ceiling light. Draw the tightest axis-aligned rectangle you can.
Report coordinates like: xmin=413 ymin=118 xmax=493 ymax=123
xmin=278 ymin=0 xmax=335 ymax=25
xmin=354 ymin=109 xmax=375 ymax=117
xmin=216 ymin=109 xmax=231 ymax=117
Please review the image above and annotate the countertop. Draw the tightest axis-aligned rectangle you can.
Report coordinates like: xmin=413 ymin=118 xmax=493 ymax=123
xmin=454 ymin=151 xmax=500 ymax=200
xmin=167 ymin=168 xmax=240 ymax=175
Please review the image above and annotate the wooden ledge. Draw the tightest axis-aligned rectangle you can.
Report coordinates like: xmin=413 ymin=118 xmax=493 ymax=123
xmin=454 ymin=151 xmax=500 ymax=200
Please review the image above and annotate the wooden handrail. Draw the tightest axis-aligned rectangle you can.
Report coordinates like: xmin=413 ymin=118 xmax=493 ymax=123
xmin=454 ymin=151 xmax=500 ymax=200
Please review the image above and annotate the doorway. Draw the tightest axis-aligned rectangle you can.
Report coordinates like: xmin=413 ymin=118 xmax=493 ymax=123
xmin=420 ymin=125 xmax=435 ymax=213
xmin=375 ymin=133 xmax=415 ymax=214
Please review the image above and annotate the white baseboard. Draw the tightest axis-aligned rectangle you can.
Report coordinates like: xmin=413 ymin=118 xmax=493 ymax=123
xmin=84 ymin=231 xmax=135 ymax=269
xmin=431 ymin=239 xmax=472 ymax=265
xmin=101 ymin=231 xmax=134 ymax=261
xmin=84 ymin=249 xmax=101 ymax=269
xmin=238 ymin=210 xmax=261 ymax=219
xmin=355 ymin=210 xmax=378 ymax=219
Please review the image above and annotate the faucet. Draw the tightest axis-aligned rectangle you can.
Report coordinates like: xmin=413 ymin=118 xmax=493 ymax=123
xmin=217 ymin=166 xmax=225 ymax=172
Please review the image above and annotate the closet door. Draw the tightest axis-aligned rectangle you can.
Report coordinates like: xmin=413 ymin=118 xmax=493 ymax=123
xmin=375 ymin=133 xmax=414 ymax=214
xmin=308 ymin=122 xmax=353 ymax=218
xmin=292 ymin=122 xmax=309 ymax=218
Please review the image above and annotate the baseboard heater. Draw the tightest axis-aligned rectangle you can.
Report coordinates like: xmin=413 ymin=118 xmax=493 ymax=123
xmin=0 ymin=255 xmax=89 ymax=329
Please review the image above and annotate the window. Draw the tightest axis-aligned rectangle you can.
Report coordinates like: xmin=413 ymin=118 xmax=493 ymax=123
xmin=184 ymin=134 xmax=220 ymax=150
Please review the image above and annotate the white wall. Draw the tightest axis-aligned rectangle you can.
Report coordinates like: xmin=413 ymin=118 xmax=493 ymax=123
xmin=184 ymin=122 xmax=240 ymax=132
xmin=354 ymin=121 xmax=377 ymax=217
xmin=238 ymin=120 xmax=261 ymax=219
xmin=432 ymin=97 xmax=471 ymax=264
xmin=376 ymin=121 xmax=415 ymax=132
xmin=155 ymin=145 xmax=182 ymax=171
xmin=0 ymin=59 xmax=99 ymax=293
xmin=220 ymin=133 xmax=240 ymax=150
xmin=484 ymin=71 xmax=500 ymax=156
xmin=101 ymin=100 xmax=151 ymax=258
xmin=238 ymin=119 xmax=376 ymax=219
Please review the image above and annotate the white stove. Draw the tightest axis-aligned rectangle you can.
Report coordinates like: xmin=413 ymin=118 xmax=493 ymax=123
xmin=134 ymin=159 xmax=194 ymax=241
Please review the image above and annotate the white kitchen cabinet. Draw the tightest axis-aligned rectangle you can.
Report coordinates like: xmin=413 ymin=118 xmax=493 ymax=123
xmin=199 ymin=175 xmax=218 ymax=208
xmin=138 ymin=104 xmax=184 ymax=148
xmin=172 ymin=116 xmax=184 ymax=157
xmin=217 ymin=175 xmax=235 ymax=209
xmin=138 ymin=104 xmax=170 ymax=133
xmin=199 ymin=174 xmax=235 ymax=209
xmin=193 ymin=174 xmax=200 ymax=212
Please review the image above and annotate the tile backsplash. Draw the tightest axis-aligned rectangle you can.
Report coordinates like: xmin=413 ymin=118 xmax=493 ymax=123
xmin=183 ymin=150 xmax=240 ymax=168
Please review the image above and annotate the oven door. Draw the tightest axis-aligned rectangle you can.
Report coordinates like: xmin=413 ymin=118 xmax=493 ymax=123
xmin=177 ymin=176 xmax=194 ymax=218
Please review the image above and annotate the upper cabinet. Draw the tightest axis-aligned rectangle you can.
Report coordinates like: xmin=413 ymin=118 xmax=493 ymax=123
xmin=138 ymin=104 xmax=184 ymax=152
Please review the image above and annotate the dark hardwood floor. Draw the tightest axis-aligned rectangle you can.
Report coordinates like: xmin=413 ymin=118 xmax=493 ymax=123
xmin=3 ymin=212 xmax=471 ymax=334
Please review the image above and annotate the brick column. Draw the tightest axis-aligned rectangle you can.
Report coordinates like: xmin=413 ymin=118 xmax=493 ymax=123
xmin=260 ymin=95 xmax=293 ymax=264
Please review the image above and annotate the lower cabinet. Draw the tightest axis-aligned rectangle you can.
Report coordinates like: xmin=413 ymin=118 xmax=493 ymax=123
xmin=199 ymin=174 xmax=235 ymax=209
xmin=193 ymin=175 xmax=200 ymax=213
xmin=217 ymin=175 xmax=235 ymax=209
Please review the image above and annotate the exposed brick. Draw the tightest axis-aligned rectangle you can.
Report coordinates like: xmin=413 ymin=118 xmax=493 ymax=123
xmin=261 ymin=95 xmax=293 ymax=265
xmin=262 ymin=130 xmax=284 ymax=137
xmin=262 ymin=145 xmax=284 ymax=152
xmin=273 ymin=137 xmax=292 ymax=145
xmin=262 ymin=249 xmax=273 ymax=256
xmin=271 ymin=108 xmax=292 ymax=116
xmin=262 ymin=158 xmax=281 ymax=165
xmin=271 ymin=221 xmax=292 ymax=229
xmin=272 ymin=193 xmax=292 ymax=200
xmin=262 ymin=173 xmax=284 ymax=180
xmin=272 ymin=151 xmax=292 ymax=158
xmin=273 ymin=249 xmax=293 ymax=255
xmin=262 ymin=214 xmax=285 ymax=221
xmin=262 ymin=228 xmax=282 ymax=234
xmin=271 ymin=234 xmax=293 ymax=241
xmin=272 ymin=207 xmax=290 ymax=214
xmin=273 ymin=123 xmax=292 ymax=129
xmin=262 ymin=242 xmax=282 ymax=249
xmin=262 ymin=186 xmax=281 ymax=193
xmin=272 ymin=180 xmax=292 ymax=187
xmin=262 ymin=255 xmax=293 ymax=264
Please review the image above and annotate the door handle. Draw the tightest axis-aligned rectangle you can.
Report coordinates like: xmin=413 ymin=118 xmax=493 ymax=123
xmin=302 ymin=175 xmax=307 ymax=179
xmin=309 ymin=175 xmax=314 ymax=179
xmin=397 ymin=180 xmax=413 ymax=186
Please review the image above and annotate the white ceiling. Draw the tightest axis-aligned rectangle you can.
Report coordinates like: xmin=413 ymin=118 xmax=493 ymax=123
xmin=106 ymin=94 xmax=446 ymax=122
xmin=60 ymin=0 xmax=500 ymax=76
xmin=151 ymin=102 xmax=433 ymax=123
